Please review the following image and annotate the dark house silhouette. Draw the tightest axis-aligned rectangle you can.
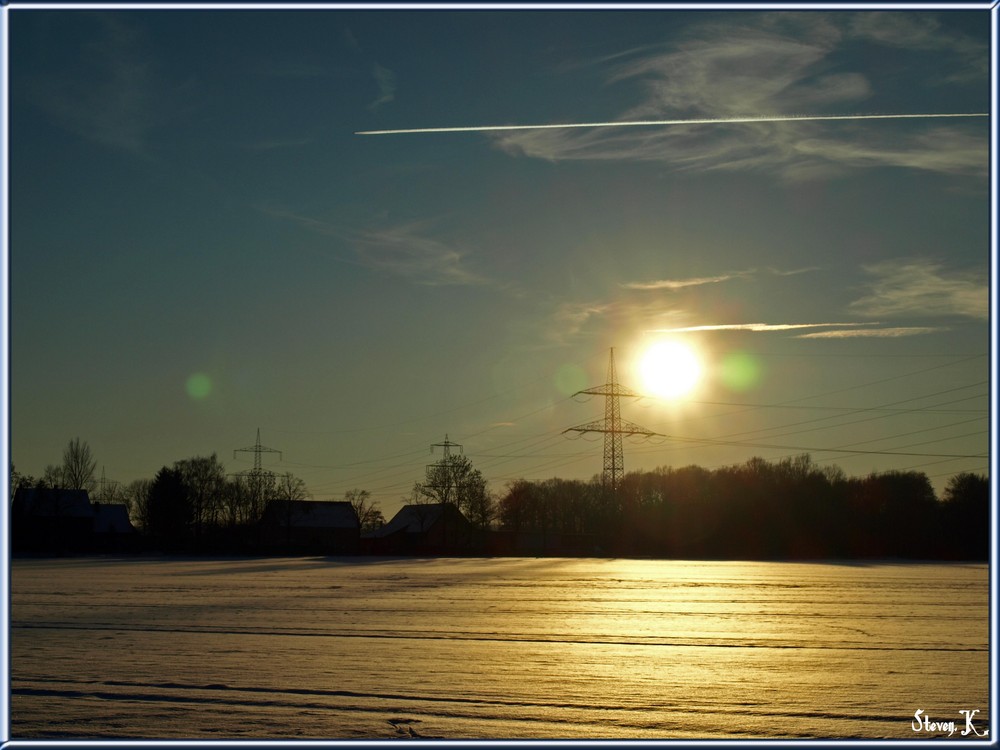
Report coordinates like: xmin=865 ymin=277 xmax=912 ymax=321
xmin=12 ymin=488 xmax=136 ymax=554
xmin=366 ymin=503 xmax=476 ymax=555
xmin=92 ymin=502 xmax=138 ymax=552
xmin=260 ymin=500 xmax=360 ymax=554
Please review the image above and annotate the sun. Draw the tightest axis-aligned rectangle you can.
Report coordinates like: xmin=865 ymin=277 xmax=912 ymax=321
xmin=638 ymin=340 xmax=703 ymax=399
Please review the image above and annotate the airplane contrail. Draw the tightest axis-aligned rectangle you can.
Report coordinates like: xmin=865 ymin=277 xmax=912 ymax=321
xmin=356 ymin=112 xmax=988 ymax=136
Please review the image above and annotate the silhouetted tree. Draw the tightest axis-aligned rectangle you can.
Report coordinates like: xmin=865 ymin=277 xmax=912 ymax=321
xmin=417 ymin=454 xmax=493 ymax=528
xmin=124 ymin=478 xmax=153 ymax=532
xmin=61 ymin=438 xmax=97 ymax=493
xmin=497 ymin=479 xmax=534 ymax=534
xmin=42 ymin=464 xmax=65 ymax=489
xmin=175 ymin=454 xmax=227 ymax=545
xmin=9 ymin=463 xmax=35 ymax=504
xmin=941 ymin=472 xmax=989 ymax=560
xmin=346 ymin=488 xmax=384 ymax=533
xmin=147 ymin=466 xmax=191 ymax=549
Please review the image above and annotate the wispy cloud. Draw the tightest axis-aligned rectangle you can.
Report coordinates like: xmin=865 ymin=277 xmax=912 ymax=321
xmin=259 ymin=206 xmax=491 ymax=287
xmin=621 ymin=266 xmax=816 ymax=291
xmin=240 ymin=137 xmax=314 ymax=151
xmin=647 ymin=321 xmax=947 ymax=339
xmin=353 ymin=221 xmax=489 ymax=287
xmin=545 ymin=298 xmax=688 ymax=346
xmin=849 ymin=259 xmax=987 ymax=320
xmin=768 ymin=266 xmax=821 ymax=277
xmin=369 ymin=63 xmax=397 ymax=110
xmin=621 ymin=270 xmax=752 ymax=291
xmin=488 ymin=14 xmax=987 ymax=180
xmin=26 ymin=16 xmax=155 ymax=155
xmin=796 ymin=326 xmax=946 ymax=338
xmin=647 ymin=322 xmax=874 ymax=334
xmin=848 ymin=12 xmax=987 ymax=84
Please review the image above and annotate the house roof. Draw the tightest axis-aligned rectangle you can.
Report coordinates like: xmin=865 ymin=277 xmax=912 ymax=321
xmin=266 ymin=500 xmax=359 ymax=529
xmin=13 ymin=488 xmax=93 ymax=518
xmin=371 ymin=503 xmax=468 ymax=538
xmin=93 ymin=503 xmax=135 ymax=534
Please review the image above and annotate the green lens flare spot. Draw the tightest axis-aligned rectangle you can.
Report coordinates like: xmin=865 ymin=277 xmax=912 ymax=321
xmin=554 ymin=364 xmax=587 ymax=396
xmin=186 ymin=373 xmax=213 ymax=400
xmin=720 ymin=352 xmax=761 ymax=392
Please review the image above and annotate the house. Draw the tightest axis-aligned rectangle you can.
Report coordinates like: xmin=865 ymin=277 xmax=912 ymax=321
xmin=366 ymin=502 xmax=476 ymax=556
xmin=261 ymin=500 xmax=360 ymax=554
xmin=91 ymin=502 xmax=138 ymax=552
xmin=12 ymin=488 xmax=136 ymax=554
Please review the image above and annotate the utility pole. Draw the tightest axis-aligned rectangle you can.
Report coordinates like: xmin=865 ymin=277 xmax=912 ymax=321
xmin=564 ymin=348 xmax=660 ymax=494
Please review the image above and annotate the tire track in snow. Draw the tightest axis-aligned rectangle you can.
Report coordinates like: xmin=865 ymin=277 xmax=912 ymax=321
xmin=11 ymin=622 xmax=986 ymax=651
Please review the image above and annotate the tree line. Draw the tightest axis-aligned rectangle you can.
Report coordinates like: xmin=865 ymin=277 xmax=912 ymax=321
xmin=10 ymin=438 xmax=384 ymax=553
xmin=496 ymin=455 xmax=989 ymax=560
xmin=10 ymin=439 xmax=989 ymax=560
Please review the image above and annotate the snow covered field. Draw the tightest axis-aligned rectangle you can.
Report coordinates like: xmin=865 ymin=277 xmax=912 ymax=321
xmin=9 ymin=557 xmax=990 ymax=740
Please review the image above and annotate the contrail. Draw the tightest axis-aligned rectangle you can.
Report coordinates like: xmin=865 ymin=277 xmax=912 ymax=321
xmin=356 ymin=112 xmax=987 ymax=136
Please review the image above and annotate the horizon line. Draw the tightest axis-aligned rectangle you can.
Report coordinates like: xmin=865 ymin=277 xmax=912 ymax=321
xmin=356 ymin=112 xmax=989 ymax=135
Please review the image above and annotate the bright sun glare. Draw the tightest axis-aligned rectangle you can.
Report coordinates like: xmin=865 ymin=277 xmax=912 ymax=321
xmin=639 ymin=340 xmax=703 ymax=399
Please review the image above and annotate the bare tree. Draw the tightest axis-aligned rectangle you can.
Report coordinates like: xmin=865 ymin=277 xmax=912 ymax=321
xmin=277 ymin=472 xmax=309 ymax=503
xmin=42 ymin=464 xmax=65 ymax=489
xmin=61 ymin=438 xmax=97 ymax=493
xmin=274 ymin=472 xmax=310 ymax=549
xmin=345 ymin=488 xmax=384 ymax=532
xmin=124 ymin=478 xmax=153 ymax=531
xmin=9 ymin=463 xmax=35 ymax=503
xmin=175 ymin=454 xmax=227 ymax=541
xmin=416 ymin=454 xmax=493 ymax=528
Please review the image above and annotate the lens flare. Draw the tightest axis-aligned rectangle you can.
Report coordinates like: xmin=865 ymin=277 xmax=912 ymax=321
xmin=554 ymin=363 xmax=588 ymax=396
xmin=719 ymin=352 xmax=762 ymax=392
xmin=185 ymin=373 xmax=212 ymax=400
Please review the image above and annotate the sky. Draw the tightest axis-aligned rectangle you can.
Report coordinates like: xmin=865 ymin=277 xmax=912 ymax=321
xmin=6 ymin=6 xmax=993 ymax=518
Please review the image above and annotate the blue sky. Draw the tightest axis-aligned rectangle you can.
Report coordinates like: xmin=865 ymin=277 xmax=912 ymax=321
xmin=8 ymin=8 xmax=991 ymax=516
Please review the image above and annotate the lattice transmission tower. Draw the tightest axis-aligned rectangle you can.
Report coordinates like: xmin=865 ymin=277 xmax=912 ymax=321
xmin=233 ymin=428 xmax=282 ymax=475
xmin=426 ymin=434 xmax=463 ymax=497
xmin=564 ymin=348 xmax=660 ymax=493
xmin=230 ymin=428 xmax=283 ymax=538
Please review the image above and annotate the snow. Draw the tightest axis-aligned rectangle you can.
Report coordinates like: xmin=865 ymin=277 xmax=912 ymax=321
xmin=10 ymin=557 xmax=990 ymax=740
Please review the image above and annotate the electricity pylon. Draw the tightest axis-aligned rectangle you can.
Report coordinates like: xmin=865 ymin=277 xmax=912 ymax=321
xmin=563 ymin=348 xmax=660 ymax=493
xmin=230 ymin=428 xmax=283 ymax=540
xmin=426 ymin=434 xmax=463 ymax=497
xmin=97 ymin=466 xmax=118 ymax=502
xmin=430 ymin=434 xmax=462 ymax=461
xmin=233 ymin=428 xmax=282 ymax=474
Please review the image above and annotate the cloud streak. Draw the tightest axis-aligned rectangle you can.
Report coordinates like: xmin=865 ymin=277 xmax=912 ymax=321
xmin=621 ymin=270 xmax=753 ymax=291
xmin=849 ymin=259 xmax=987 ymax=320
xmin=352 ymin=221 xmax=490 ymax=287
xmin=622 ymin=266 xmax=818 ymax=291
xmin=369 ymin=63 xmax=397 ymax=110
xmin=647 ymin=322 xmax=874 ymax=333
xmin=795 ymin=326 xmax=946 ymax=338
xmin=259 ymin=206 xmax=491 ymax=287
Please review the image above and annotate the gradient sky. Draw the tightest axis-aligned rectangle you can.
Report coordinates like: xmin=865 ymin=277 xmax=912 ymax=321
xmin=8 ymin=8 xmax=992 ymax=518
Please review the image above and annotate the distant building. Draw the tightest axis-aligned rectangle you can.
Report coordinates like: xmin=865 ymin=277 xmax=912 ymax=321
xmin=366 ymin=502 xmax=476 ymax=556
xmin=261 ymin=500 xmax=360 ymax=554
xmin=12 ymin=488 xmax=136 ymax=554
